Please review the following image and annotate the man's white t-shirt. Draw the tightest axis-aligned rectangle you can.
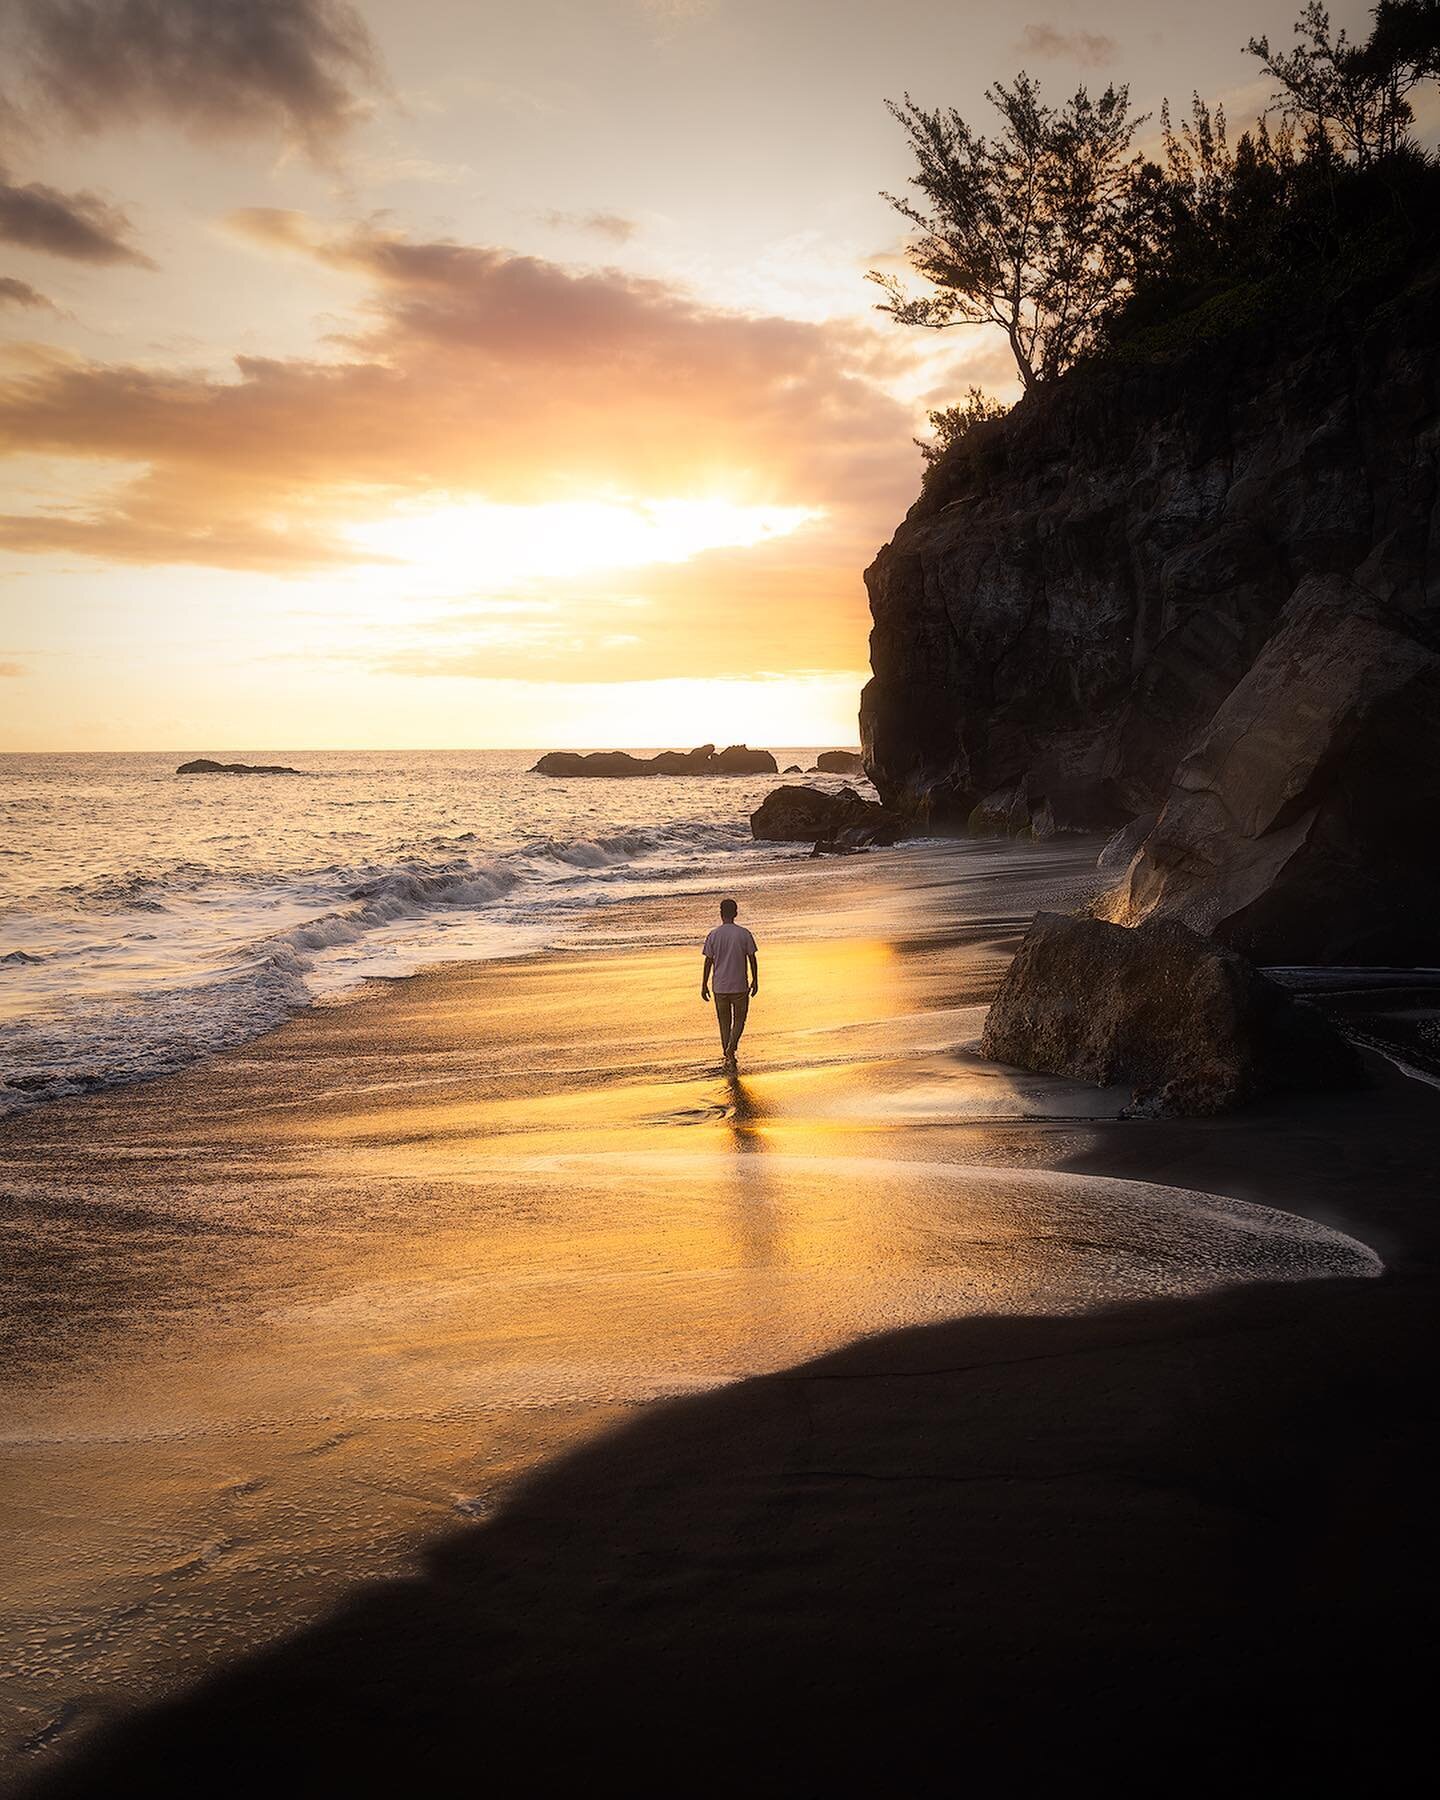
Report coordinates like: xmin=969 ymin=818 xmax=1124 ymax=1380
xmin=703 ymin=921 xmax=757 ymax=993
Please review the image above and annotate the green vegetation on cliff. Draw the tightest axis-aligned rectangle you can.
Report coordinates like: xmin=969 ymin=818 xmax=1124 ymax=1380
xmin=883 ymin=1 xmax=1440 ymax=463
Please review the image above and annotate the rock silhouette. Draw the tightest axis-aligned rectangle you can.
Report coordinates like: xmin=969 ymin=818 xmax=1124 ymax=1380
xmin=175 ymin=760 xmax=303 ymax=775
xmin=750 ymin=784 xmax=903 ymax=847
xmin=533 ymin=744 xmax=777 ymax=777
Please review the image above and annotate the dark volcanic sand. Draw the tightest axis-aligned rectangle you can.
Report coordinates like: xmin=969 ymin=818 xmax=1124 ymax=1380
xmin=4 ymin=840 xmax=1437 ymax=1793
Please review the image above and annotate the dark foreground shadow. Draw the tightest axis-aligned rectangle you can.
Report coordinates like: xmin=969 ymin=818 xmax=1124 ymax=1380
xmin=24 ymin=1273 xmax=1439 ymax=1796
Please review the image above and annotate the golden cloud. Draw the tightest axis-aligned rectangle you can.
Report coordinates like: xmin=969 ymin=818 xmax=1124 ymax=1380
xmin=0 ymin=215 xmax=930 ymax=681
xmin=0 ymin=217 xmax=915 ymax=562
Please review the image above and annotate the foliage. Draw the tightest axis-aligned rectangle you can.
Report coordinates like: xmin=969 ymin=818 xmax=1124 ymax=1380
xmin=914 ymin=387 xmax=1009 ymax=477
xmin=871 ymin=77 xmax=1151 ymax=390
xmin=881 ymin=3 xmax=1440 ymax=391
xmin=1246 ymin=2 xmax=1434 ymax=165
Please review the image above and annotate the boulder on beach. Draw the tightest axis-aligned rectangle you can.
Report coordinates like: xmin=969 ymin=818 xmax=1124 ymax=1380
xmin=815 ymin=750 xmax=864 ymax=775
xmin=176 ymin=759 xmax=303 ymax=775
xmin=532 ymin=743 xmax=777 ymax=777
xmin=750 ymin=784 xmax=904 ymax=848
xmin=964 ymin=775 xmax=1062 ymax=841
xmin=980 ymin=911 xmax=1362 ymax=1116
xmin=968 ymin=781 xmax=1031 ymax=838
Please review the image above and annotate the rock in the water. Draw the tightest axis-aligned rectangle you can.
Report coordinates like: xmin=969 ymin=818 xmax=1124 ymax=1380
xmin=815 ymin=750 xmax=864 ymax=774
xmin=750 ymin=785 xmax=904 ymax=847
xmin=711 ymin=744 xmax=779 ymax=774
xmin=782 ymin=764 xmax=803 ymax=774
xmin=980 ymin=912 xmax=1362 ymax=1115
xmin=1101 ymin=577 xmax=1440 ymax=962
xmin=533 ymin=744 xmax=777 ymax=777
xmin=176 ymin=759 xmax=303 ymax=775
xmin=1097 ymin=813 xmax=1156 ymax=871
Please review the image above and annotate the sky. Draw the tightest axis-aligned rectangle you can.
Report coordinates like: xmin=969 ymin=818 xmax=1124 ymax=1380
xmin=0 ymin=0 xmax=1383 ymax=751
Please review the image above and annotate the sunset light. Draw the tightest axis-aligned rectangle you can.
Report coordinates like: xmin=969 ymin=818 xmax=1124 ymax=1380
xmin=4 ymin=1 xmax=1438 ymax=1788
xmin=345 ymin=495 xmax=823 ymax=589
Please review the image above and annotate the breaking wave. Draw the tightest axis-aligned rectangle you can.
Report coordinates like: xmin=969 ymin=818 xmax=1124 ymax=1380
xmin=0 ymin=819 xmax=759 ymax=1114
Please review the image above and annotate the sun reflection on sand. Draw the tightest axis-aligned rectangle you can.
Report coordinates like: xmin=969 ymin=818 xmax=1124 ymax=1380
xmin=0 ymin=844 xmax=1380 ymax=1769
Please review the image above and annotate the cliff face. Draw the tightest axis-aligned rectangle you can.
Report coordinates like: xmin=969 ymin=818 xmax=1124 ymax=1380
xmin=861 ymin=263 xmax=1440 ymax=961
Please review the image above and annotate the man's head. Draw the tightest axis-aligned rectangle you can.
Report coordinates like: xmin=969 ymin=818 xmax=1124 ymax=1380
xmin=719 ymin=897 xmax=739 ymax=922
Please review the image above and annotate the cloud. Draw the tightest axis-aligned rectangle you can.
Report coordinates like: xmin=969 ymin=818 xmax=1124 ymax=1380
xmin=0 ymin=660 xmax=24 ymax=676
xmin=0 ymin=169 xmax=153 ymax=265
xmin=0 ymin=217 xmax=920 ymax=681
xmin=1014 ymin=24 xmax=1118 ymax=67
xmin=635 ymin=1 xmax=714 ymax=31
xmin=0 ymin=501 xmax=358 ymax=571
xmin=541 ymin=210 xmax=640 ymax=243
xmin=0 ymin=275 xmax=55 ymax=308
xmin=5 ymin=0 xmax=383 ymax=152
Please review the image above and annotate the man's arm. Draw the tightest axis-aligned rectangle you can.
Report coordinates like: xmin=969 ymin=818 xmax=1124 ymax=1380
xmin=701 ymin=954 xmax=713 ymax=1001
xmin=747 ymin=949 xmax=759 ymax=997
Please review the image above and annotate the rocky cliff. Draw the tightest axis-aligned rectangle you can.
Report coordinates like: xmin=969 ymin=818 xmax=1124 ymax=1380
xmin=861 ymin=257 xmax=1440 ymax=961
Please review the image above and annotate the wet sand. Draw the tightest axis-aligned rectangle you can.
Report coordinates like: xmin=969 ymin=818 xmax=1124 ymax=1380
xmin=3 ymin=839 xmax=1438 ymax=1791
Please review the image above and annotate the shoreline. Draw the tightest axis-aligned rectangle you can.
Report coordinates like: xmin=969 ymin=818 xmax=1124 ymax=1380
xmin=5 ymin=837 xmax=1438 ymax=1789
xmin=0 ymin=750 xmax=880 ymax=1122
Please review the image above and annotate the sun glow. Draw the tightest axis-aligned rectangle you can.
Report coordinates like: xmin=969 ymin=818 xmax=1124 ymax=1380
xmin=346 ymin=496 xmax=822 ymax=589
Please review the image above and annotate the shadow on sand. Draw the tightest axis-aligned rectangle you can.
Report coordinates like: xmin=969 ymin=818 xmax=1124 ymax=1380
xmin=23 ymin=1268 xmax=1438 ymax=1795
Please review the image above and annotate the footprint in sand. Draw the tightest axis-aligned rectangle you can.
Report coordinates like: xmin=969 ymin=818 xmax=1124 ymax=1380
xmin=222 ymin=1475 xmax=267 ymax=1497
xmin=303 ymin=1429 xmax=356 ymax=1456
xmin=164 ymin=1537 xmax=237 ymax=1579
xmin=17 ymin=1699 xmax=86 ymax=1756
xmin=452 ymin=1494 xmax=493 ymax=1519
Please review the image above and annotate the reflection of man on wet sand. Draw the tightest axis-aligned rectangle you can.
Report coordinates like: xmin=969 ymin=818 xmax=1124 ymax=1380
xmin=700 ymin=897 xmax=758 ymax=1072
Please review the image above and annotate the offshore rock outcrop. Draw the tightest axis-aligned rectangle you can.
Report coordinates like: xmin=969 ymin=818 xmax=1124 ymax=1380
xmin=176 ymin=759 xmax=304 ymax=775
xmin=861 ymin=260 xmax=1440 ymax=959
xmin=534 ymin=744 xmax=777 ymax=777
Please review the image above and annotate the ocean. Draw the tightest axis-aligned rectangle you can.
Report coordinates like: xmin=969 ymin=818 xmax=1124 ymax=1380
xmin=0 ymin=748 xmax=862 ymax=1113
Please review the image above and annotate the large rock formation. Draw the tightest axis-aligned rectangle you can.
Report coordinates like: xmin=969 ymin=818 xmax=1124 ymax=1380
xmin=1101 ymin=577 xmax=1440 ymax=962
xmin=534 ymin=744 xmax=777 ymax=777
xmin=750 ymin=785 xmax=904 ymax=847
xmin=861 ymin=258 xmax=1440 ymax=958
xmin=980 ymin=912 xmax=1361 ymax=1115
xmin=814 ymin=750 xmax=864 ymax=774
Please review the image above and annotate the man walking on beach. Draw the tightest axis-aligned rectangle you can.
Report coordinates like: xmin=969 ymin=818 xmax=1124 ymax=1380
xmin=701 ymin=898 xmax=758 ymax=1071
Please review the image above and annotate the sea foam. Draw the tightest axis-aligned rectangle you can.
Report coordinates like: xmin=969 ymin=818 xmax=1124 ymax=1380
xmin=0 ymin=749 xmax=857 ymax=1112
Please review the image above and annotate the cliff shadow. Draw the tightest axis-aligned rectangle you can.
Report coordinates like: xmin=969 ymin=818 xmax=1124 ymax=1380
xmin=22 ymin=1271 xmax=1438 ymax=1797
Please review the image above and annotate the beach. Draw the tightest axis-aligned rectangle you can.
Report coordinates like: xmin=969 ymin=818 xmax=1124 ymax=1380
xmin=4 ymin=835 xmax=1438 ymax=1792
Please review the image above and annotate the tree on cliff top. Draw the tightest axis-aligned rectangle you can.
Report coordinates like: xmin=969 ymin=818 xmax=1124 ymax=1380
xmin=871 ymin=76 xmax=1150 ymax=389
xmin=1246 ymin=2 xmax=1434 ymax=164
